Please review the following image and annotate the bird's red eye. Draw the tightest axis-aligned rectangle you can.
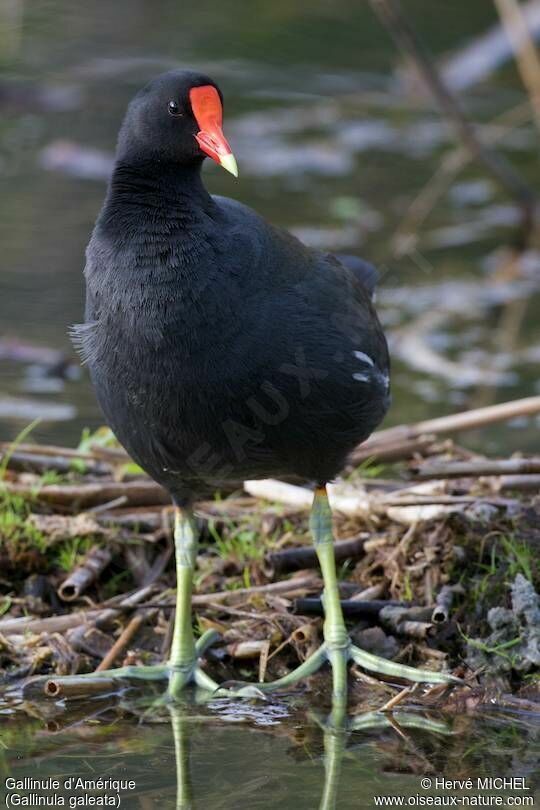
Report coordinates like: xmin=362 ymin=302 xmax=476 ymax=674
xmin=168 ymin=100 xmax=182 ymax=117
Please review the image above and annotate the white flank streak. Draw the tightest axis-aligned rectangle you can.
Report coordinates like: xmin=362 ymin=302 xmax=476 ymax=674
xmin=353 ymin=350 xmax=375 ymax=366
xmin=351 ymin=349 xmax=390 ymax=390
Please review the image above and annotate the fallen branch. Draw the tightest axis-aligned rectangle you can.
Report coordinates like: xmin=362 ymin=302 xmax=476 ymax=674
xmin=0 ymin=609 xmax=104 ymax=637
xmin=243 ymin=479 xmax=370 ymax=516
xmin=0 ymin=441 xmax=97 ymax=459
xmin=432 ymin=585 xmax=457 ymax=624
xmin=293 ymin=597 xmax=405 ymax=620
xmin=294 ymin=599 xmax=439 ymax=639
xmin=0 ymin=585 xmax=155 ymax=637
xmin=499 ymin=473 xmax=540 ymax=491
xmin=58 ymin=546 xmax=113 ymax=602
xmin=384 ymin=494 xmax=507 ymax=506
xmin=1 ymin=479 xmax=169 ymax=508
xmin=413 ymin=457 xmax=540 ymax=479
xmin=380 ymin=604 xmax=436 ymax=637
xmin=43 ymin=675 xmax=119 ymax=700
xmin=226 ymin=640 xmax=270 ymax=659
xmin=265 ymin=533 xmax=368 ymax=574
xmin=362 ymin=396 xmax=540 ymax=449
xmin=349 ymin=434 xmax=437 ymax=465
xmin=192 ymin=573 xmax=320 ymax=605
xmin=97 ymin=507 xmax=166 ymax=532
xmin=244 ymin=477 xmax=516 ymax=521
xmin=0 ymin=449 xmax=111 ymax=476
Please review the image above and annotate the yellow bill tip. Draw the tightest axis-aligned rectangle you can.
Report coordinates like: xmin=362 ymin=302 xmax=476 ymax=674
xmin=219 ymin=152 xmax=238 ymax=178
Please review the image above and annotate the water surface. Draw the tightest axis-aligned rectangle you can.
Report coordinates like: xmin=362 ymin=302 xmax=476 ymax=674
xmin=1 ymin=694 xmax=539 ymax=809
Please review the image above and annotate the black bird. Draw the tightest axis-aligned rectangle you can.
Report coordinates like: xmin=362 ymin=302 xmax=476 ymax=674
xmin=74 ymin=69 xmax=455 ymax=704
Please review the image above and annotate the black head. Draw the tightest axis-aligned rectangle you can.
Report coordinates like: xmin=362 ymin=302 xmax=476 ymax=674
xmin=116 ymin=69 xmax=237 ymax=175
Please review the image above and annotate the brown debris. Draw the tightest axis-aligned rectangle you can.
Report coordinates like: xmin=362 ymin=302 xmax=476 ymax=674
xmin=28 ymin=513 xmax=112 ymax=543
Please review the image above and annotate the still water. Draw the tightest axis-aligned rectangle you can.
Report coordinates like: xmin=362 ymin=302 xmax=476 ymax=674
xmin=1 ymin=693 xmax=539 ymax=809
xmin=1 ymin=1 xmax=539 ymax=451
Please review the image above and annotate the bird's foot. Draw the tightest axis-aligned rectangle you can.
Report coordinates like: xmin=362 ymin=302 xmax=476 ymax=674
xmin=25 ymin=629 xmax=223 ymax=701
xmin=24 ymin=632 xmax=460 ymax=705
xmin=212 ymin=644 xmax=329 ymax=699
xmin=121 ymin=628 xmax=225 ymax=698
xmin=348 ymin=643 xmax=462 ymax=686
xmin=210 ymin=639 xmax=460 ymax=706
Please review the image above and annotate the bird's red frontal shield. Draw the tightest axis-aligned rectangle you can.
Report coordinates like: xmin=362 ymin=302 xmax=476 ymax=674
xmin=189 ymin=85 xmax=238 ymax=176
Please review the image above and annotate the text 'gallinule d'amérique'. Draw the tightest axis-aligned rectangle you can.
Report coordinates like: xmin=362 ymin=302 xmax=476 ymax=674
xmin=73 ymin=69 xmax=457 ymax=707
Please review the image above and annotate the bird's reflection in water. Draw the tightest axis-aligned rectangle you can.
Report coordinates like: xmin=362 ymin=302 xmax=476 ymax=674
xmin=165 ymin=694 xmax=452 ymax=810
xmin=1 ymin=688 xmax=455 ymax=810
xmin=170 ymin=706 xmax=192 ymax=809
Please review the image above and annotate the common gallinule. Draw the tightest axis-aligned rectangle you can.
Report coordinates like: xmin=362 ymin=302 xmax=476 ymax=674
xmin=74 ymin=69 xmax=456 ymax=705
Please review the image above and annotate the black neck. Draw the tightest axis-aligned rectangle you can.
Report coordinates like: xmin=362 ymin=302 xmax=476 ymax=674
xmin=99 ymin=158 xmax=215 ymax=231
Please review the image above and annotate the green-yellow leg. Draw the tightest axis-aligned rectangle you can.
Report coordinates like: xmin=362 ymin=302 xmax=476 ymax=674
xmin=84 ymin=506 xmax=221 ymax=699
xmin=31 ymin=506 xmax=223 ymax=701
xmin=228 ymin=486 xmax=460 ymax=701
xmin=65 ymin=507 xmax=220 ymax=697
xmin=310 ymin=487 xmax=349 ymax=711
xmin=167 ymin=506 xmax=221 ymax=697
xmin=168 ymin=507 xmax=199 ymax=694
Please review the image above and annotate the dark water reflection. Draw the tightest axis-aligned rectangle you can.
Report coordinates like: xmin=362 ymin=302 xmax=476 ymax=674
xmin=1 ymin=1 xmax=539 ymax=452
xmin=1 ymin=693 xmax=539 ymax=810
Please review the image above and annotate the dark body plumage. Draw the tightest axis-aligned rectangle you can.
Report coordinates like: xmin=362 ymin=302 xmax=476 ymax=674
xmin=76 ymin=71 xmax=390 ymax=506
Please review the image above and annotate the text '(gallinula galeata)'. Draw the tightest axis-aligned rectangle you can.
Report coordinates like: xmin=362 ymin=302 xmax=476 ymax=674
xmin=73 ymin=69 xmax=458 ymax=707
